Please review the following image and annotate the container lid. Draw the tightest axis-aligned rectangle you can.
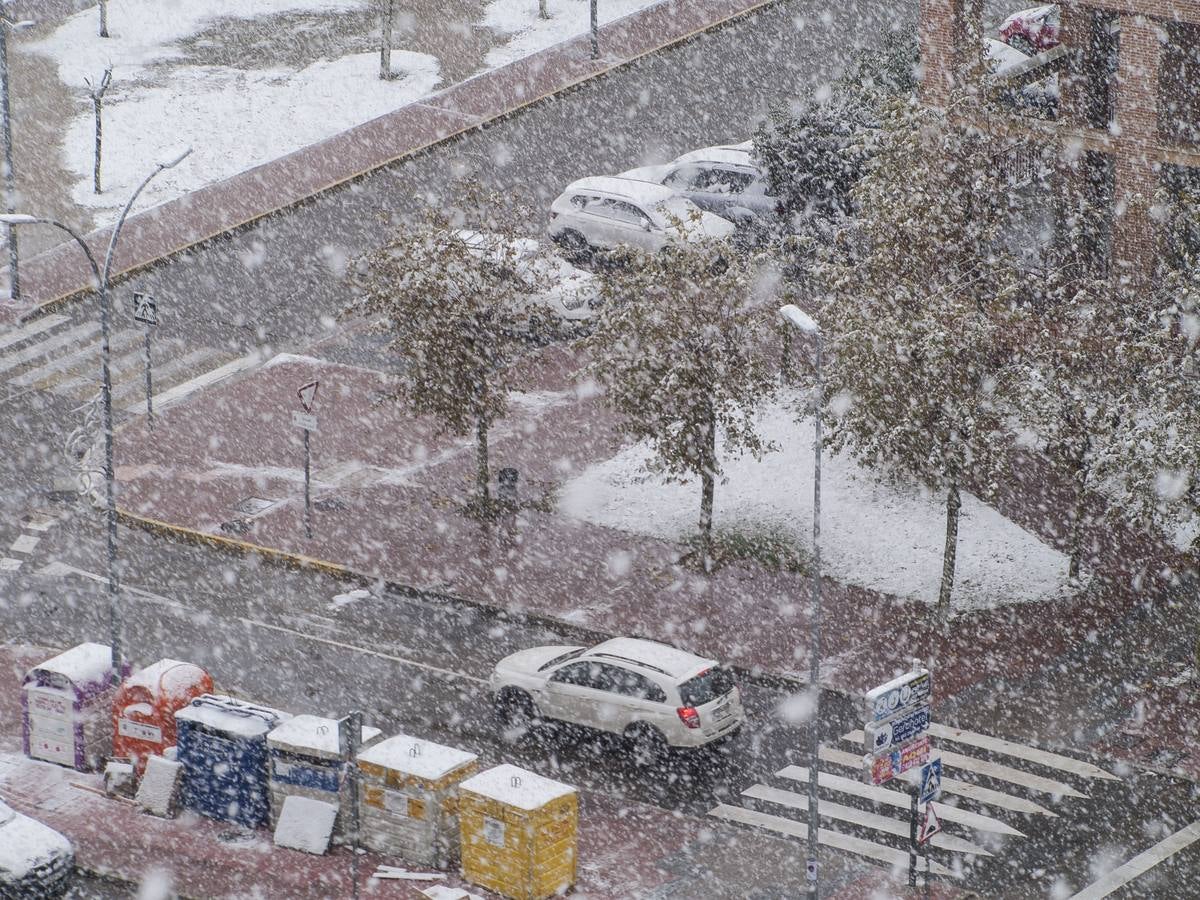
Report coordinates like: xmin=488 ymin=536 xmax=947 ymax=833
xmin=460 ymin=764 xmax=574 ymax=810
xmin=29 ymin=642 xmax=114 ymax=687
xmin=124 ymin=659 xmax=209 ymax=698
xmin=358 ymin=734 xmax=477 ymax=781
xmin=268 ymin=714 xmax=381 ymax=757
xmin=175 ymin=694 xmax=289 ymax=737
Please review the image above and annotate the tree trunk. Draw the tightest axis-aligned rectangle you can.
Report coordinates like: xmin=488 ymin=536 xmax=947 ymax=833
xmin=380 ymin=0 xmax=395 ymax=79
xmin=938 ymin=481 xmax=961 ymax=609
xmin=698 ymin=409 xmax=716 ymax=573
xmin=93 ymin=97 xmax=102 ymax=194
xmin=99 ymin=0 xmax=109 ymax=37
xmin=538 ymin=0 xmax=549 ymax=18
xmin=476 ymin=416 xmax=490 ymax=510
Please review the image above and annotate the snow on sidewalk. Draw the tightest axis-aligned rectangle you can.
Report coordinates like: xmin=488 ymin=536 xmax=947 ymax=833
xmin=561 ymin=398 xmax=1076 ymax=610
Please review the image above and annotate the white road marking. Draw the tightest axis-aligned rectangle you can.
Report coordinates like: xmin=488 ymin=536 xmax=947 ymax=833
xmin=0 ymin=322 xmax=100 ymax=375
xmin=843 ymin=729 xmax=1086 ymax=799
xmin=709 ymin=803 xmax=958 ymax=878
xmin=10 ymin=534 xmax=39 ymax=555
xmin=0 ymin=314 xmax=68 ymax=353
xmin=0 ymin=558 xmax=22 ymax=572
xmin=126 ymin=350 xmax=263 ymax=413
xmin=1067 ymin=820 xmax=1200 ymax=900
xmin=8 ymin=329 xmax=141 ymax=388
xmin=103 ymin=347 xmax=218 ymax=404
xmin=927 ymin=723 xmax=1117 ymax=781
xmin=776 ymin=765 xmax=1024 ymax=837
xmin=822 ymin=744 xmax=1057 ymax=817
xmin=35 ymin=562 xmax=487 ymax=687
xmin=742 ymin=783 xmax=991 ymax=856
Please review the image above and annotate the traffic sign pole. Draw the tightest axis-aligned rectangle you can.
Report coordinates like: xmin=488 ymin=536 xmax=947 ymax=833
xmin=909 ymin=786 xmax=918 ymax=887
xmin=143 ymin=325 xmax=153 ymax=426
xmin=303 ymin=426 xmax=312 ymax=540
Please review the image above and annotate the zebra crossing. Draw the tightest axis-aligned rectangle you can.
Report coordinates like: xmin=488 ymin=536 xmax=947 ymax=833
xmin=709 ymin=722 xmax=1116 ymax=883
xmin=0 ymin=313 xmax=261 ymax=412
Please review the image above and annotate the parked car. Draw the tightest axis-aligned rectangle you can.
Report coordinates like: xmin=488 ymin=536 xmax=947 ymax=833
xmin=491 ymin=637 xmax=746 ymax=766
xmin=453 ymin=229 xmax=601 ymax=333
xmin=999 ymin=4 xmax=1061 ymax=54
xmin=0 ymin=800 xmax=74 ymax=899
xmin=548 ymin=176 xmax=736 ymax=258
xmin=619 ymin=142 xmax=778 ymax=234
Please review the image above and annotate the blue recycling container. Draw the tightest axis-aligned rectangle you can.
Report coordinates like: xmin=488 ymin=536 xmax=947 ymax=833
xmin=175 ymin=694 xmax=290 ymax=829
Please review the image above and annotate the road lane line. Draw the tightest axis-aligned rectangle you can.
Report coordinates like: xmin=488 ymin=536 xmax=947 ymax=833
xmin=742 ymin=783 xmax=991 ymax=856
xmin=709 ymin=803 xmax=958 ymax=878
xmin=927 ymin=723 xmax=1117 ymax=781
xmin=821 ymin=745 xmax=1057 ymax=817
xmin=776 ymin=765 xmax=1024 ymax=836
xmin=843 ymin=729 xmax=1086 ymax=799
xmin=1067 ymin=821 xmax=1200 ymax=899
xmin=126 ymin=350 xmax=263 ymax=413
xmin=0 ymin=314 xmax=68 ymax=352
xmin=0 ymin=322 xmax=99 ymax=375
xmin=10 ymin=535 xmax=38 ymax=554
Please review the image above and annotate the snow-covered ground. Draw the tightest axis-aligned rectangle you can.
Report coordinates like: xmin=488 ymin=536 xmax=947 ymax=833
xmin=25 ymin=0 xmax=661 ymax=228
xmin=560 ymin=397 xmax=1076 ymax=610
xmin=481 ymin=0 xmax=664 ymax=69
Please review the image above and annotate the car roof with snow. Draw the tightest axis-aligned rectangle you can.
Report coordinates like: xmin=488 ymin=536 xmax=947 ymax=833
xmin=584 ymin=638 xmax=716 ymax=679
xmin=563 ymin=176 xmax=679 ymax=206
xmin=673 ymin=144 xmax=759 ymax=169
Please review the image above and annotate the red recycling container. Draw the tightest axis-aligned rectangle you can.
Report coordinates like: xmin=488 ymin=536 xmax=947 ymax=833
xmin=113 ymin=659 xmax=213 ymax=775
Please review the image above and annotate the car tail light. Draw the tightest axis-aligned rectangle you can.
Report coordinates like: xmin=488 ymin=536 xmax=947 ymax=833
xmin=677 ymin=706 xmax=701 ymax=729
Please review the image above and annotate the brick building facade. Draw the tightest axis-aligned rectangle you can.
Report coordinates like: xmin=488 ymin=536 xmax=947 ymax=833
xmin=919 ymin=0 xmax=1200 ymax=288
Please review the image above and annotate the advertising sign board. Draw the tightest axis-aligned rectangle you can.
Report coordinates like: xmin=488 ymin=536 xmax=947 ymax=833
xmin=868 ymin=734 xmax=930 ymax=786
xmin=863 ymin=669 xmax=931 ymax=723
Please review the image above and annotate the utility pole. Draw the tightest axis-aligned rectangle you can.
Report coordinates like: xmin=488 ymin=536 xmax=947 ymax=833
xmin=0 ymin=5 xmax=33 ymax=304
xmin=339 ymin=711 xmax=364 ymax=900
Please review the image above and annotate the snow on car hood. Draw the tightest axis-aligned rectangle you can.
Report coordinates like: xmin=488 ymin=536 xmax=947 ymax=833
xmin=618 ymin=164 xmax=672 ymax=184
xmin=495 ymin=645 xmax=582 ymax=676
xmin=0 ymin=805 xmax=72 ymax=881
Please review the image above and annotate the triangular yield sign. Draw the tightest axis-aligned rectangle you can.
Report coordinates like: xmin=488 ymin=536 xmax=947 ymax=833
xmin=297 ymin=380 xmax=319 ymax=412
xmin=918 ymin=802 xmax=942 ymax=845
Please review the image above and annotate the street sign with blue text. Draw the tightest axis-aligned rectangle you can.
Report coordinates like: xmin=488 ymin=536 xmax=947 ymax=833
xmin=864 ymin=703 xmax=931 ymax=755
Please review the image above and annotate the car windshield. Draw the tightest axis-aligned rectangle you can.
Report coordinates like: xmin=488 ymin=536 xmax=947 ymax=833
xmin=678 ymin=666 xmax=736 ymax=706
xmin=654 ymin=195 xmax=701 ymax=224
xmin=538 ymin=648 xmax=584 ymax=671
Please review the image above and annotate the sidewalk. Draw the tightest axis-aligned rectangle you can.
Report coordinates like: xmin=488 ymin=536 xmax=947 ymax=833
xmin=108 ymin=339 xmax=1185 ymax=709
xmin=1 ymin=0 xmax=779 ymax=325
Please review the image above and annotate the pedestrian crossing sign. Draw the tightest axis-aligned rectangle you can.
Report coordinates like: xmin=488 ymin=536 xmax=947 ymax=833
xmin=919 ymin=757 xmax=942 ymax=804
xmin=132 ymin=292 xmax=158 ymax=326
xmin=918 ymin=802 xmax=942 ymax=845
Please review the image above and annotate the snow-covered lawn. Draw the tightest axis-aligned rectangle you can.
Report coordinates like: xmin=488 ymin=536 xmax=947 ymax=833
xmin=560 ymin=397 xmax=1076 ymax=610
xmin=27 ymin=0 xmax=438 ymax=222
xmin=24 ymin=0 xmax=662 ymax=228
xmin=481 ymin=0 xmax=665 ymax=69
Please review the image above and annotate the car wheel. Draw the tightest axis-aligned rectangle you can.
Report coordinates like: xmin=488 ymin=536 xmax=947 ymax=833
xmin=625 ymin=723 xmax=668 ymax=768
xmin=1008 ymin=34 xmax=1035 ymax=55
xmin=494 ymin=688 xmax=537 ymax=738
xmin=557 ymin=229 xmax=591 ymax=261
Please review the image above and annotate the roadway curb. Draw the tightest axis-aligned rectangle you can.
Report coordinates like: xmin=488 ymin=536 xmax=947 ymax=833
xmin=17 ymin=0 xmax=783 ymax=321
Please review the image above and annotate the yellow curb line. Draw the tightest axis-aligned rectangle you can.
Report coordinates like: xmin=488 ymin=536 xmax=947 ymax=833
xmin=24 ymin=0 xmax=783 ymax=320
xmin=116 ymin=507 xmax=348 ymax=577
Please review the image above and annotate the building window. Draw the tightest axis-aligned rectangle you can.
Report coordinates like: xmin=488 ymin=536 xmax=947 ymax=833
xmin=1082 ymin=10 xmax=1119 ymax=131
xmin=1160 ymin=23 xmax=1200 ymax=146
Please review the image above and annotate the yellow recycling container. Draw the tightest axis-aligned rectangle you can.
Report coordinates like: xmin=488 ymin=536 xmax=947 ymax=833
xmin=357 ymin=733 xmax=478 ymax=867
xmin=458 ymin=764 xmax=577 ymax=900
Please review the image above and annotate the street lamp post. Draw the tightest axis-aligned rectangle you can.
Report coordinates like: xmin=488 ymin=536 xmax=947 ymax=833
xmin=0 ymin=4 xmax=35 ymax=304
xmin=778 ymin=303 xmax=823 ymax=899
xmin=1 ymin=147 xmax=192 ymax=683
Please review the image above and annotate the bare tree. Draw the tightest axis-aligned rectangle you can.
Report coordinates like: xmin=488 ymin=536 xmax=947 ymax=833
xmin=587 ymin=236 xmax=777 ymax=571
xmin=347 ymin=183 xmax=549 ymax=514
xmin=85 ymin=67 xmax=112 ymax=194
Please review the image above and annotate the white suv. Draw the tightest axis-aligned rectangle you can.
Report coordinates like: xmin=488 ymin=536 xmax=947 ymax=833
xmin=490 ymin=637 xmax=745 ymax=765
xmin=620 ymin=142 xmax=779 ymax=234
xmin=547 ymin=176 xmax=736 ymax=258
